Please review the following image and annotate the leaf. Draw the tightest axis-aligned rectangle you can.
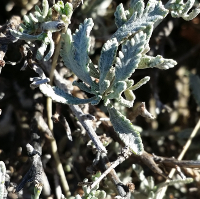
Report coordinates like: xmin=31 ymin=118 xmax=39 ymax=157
xmin=166 ymin=0 xmax=200 ymax=21
xmin=72 ymin=81 xmax=95 ymax=94
xmin=106 ymin=81 xmax=126 ymax=100
xmin=39 ymin=84 xmax=97 ymax=105
xmin=44 ymin=31 xmax=54 ymax=61
xmin=10 ymin=30 xmax=44 ymax=41
xmin=60 ymin=29 xmax=93 ymax=85
xmin=107 ymin=105 xmax=143 ymax=155
xmin=115 ymin=32 xmax=146 ymax=82
xmin=88 ymin=61 xmax=100 ymax=78
xmin=42 ymin=0 xmax=49 ymax=18
xmin=114 ymin=3 xmax=128 ymax=28
xmin=137 ymin=55 xmax=177 ymax=70
xmin=129 ymin=76 xmax=150 ymax=91
xmin=36 ymin=34 xmax=50 ymax=60
xmin=111 ymin=0 xmax=168 ymax=43
xmin=189 ymin=74 xmax=200 ymax=107
xmin=99 ymin=38 xmax=118 ymax=94
xmin=72 ymin=18 xmax=93 ymax=80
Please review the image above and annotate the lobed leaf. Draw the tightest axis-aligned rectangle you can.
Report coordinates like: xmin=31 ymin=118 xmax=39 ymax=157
xmin=60 ymin=29 xmax=93 ymax=85
xmin=73 ymin=18 xmax=94 ymax=78
xmin=137 ymin=55 xmax=177 ymax=70
xmin=114 ymin=3 xmax=128 ymax=28
xmin=111 ymin=0 xmax=168 ymax=43
xmin=107 ymin=105 xmax=143 ymax=155
xmin=115 ymin=32 xmax=146 ymax=83
xmin=99 ymin=38 xmax=118 ymax=94
xmin=166 ymin=0 xmax=200 ymax=21
xmin=106 ymin=81 xmax=126 ymax=100
xmin=73 ymin=81 xmax=95 ymax=94
xmin=39 ymin=84 xmax=97 ymax=105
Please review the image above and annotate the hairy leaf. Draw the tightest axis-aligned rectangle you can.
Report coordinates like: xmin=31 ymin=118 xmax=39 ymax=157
xmin=106 ymin=81 xmax=126 ymax=100
xmin=114 ymin=3 xmax=128 ymax=28
xmin=166 ymin=0 xmax=200 ymax=21
xmin=111 ymin=0 xmax=168 ymax=43
xmin=60 ymin=29 xmax=93 ymax=85
xmin=138 ymin=55 xmax=177 ymax=70
xmin=72 ymin=81 xmax=95 ymax=94
xmin=115 ymin=32 xmax=146 ymax=82
xmin=129 ymin=76 xmax=150 ymax=91
xmin=99 ymin=38 xmax=118 ymax=94
xmin=107 ymin=105 xmax=143 ymax=155
xmin=72 ymin=18 xmax=93 ymax=78
xmin=39 ymin=84 xmax=97 ymax=105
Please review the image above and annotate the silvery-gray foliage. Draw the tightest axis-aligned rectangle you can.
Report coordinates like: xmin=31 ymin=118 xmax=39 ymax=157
xmin=39 ymin=0 xmax=179 ymax=156
xmin=10 ymin=0 xmax=200 ymax=156
xmin=10 ymin=0 xmax=73 ymax=61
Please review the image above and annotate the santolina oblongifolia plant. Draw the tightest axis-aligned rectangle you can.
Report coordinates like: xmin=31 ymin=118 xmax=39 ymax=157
xmin=10 ymin=0 xmax=200 ymax=156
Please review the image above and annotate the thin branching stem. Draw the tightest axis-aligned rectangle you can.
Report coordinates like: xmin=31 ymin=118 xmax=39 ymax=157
xmin=156 ymin=118 xmax=200 ymax=199
xmin=46 ymin=29 xmax=71 ymax=197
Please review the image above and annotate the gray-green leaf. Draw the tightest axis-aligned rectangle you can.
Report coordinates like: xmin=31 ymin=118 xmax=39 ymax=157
xmin=115 ymin=32 xmax=146 ymax=82
xmin=111 ymin=0 xmax=168 ymax=43
xmin=107 ymin=105 xmax=143 ymax=155
xmin=39 ymin=84 xmax=97 ymax=105
xmin=60 ymin=28 xmax=93 ymax=85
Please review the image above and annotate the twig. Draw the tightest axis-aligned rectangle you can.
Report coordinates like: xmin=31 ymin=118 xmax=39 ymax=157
xmin=46 ymin=22 xmax=72 ymax=197
xmin=156 ymin=118 xmax=200 ymax=199
xmin=90 ymin=154 xmax=127 ymax=191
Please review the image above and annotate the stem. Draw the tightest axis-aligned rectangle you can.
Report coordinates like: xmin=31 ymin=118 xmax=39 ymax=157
xmin=90 ymin=155 xmax=125 ymax=191
xmin=46 ymin=30 xmax=71 ymax=197
xmin=156 ymin=118 xmax=200 ymax=199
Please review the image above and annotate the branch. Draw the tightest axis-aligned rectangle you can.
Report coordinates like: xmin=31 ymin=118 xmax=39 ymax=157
xmin=155 ymin=118 xmax=200 ymax=199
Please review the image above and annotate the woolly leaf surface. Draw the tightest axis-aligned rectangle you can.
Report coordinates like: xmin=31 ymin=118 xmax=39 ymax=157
xmin=39 ymin=84 xmax=97 ymax=105
xmin=111 ymin=0 xmax=168 ymax=43
xmin=72 ymin=18 xmax=93 ymax=82
xmin=107 ymin=105 xmax=143 ymax=155
xmin=138 ymin=55 xmax=177 ymax=70
xmin=60 ymin=29 xmax=93 ymax=85
xmin=73 ymin=81 xmax=95 ymax=94
xmin=114 ymin=3 xmax=128 ymax=28
xmin=115 ymin=32 xmax=146 ymax=82
xmin=99 ymin=38 xmax=118 ymax=94
xmin=106 ymin=81 xmax=126 ymax=100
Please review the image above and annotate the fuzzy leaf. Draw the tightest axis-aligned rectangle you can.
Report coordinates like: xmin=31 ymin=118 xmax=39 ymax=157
xmin=42 ymin=0 xmax=49 ymax=18
xmin=106 ymin=81 xmax=126 ymax=100
xmin=73 ymin=18 xmax=93 ymax=77
xmin=138 ymin=55 xmax=177 ymax=70
xmin=39 ymin=84 xmax=97 ymax=105
xmin=190 ymin=74 xmax=200 ymax=107
xmin=60 ymin=29 xmax=93 ymax=85
xmin=44 ymin=31 xmax=54 ymax=61
xmin=99 ymin=38 xmax=118 ymax=94
xmin=73 ymin=81 xmax=95 ymax=94
xmin=166 ymin=0 xmax=200 ymax=21
xmin=88 ymin=61 xmax=100 ymax=78
xmin=114 ymin=3 xmax=128 ymax=28
xmin=129 ymin=76 xmax=150 ymax=90
xmin=115 ymin=32 xmax=146 ymax=82
xmin=99 ymin=80 xmax=110 ymax=95
xmin=111 ymin=0 xmax=168 ymax=43
xmin=107 ymin=105 xmax=143 ymax=155
xmin=10 ymin=30 xmax=45 ymax=41
xmin=36 ymin=34 xmax=50 ymax=60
